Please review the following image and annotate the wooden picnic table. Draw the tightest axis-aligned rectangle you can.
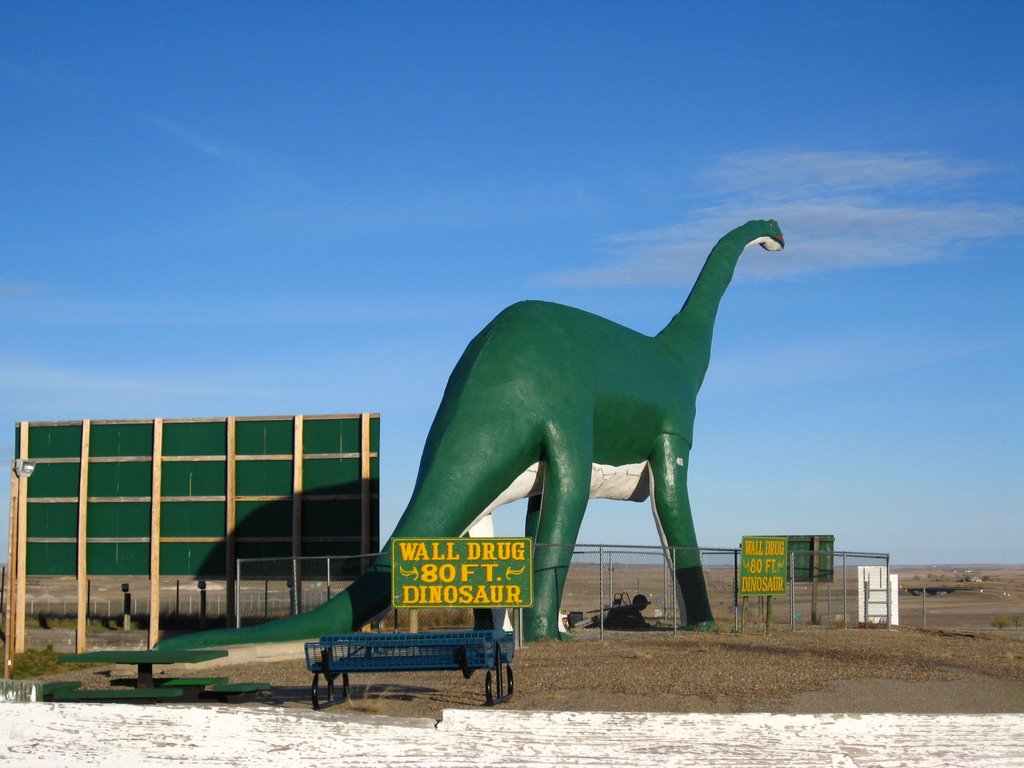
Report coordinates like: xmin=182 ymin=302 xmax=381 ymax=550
xmin=58 ymin=649 xmax=228 ymax=689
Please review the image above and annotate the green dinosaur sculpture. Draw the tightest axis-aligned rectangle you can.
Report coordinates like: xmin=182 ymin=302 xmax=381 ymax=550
xmin=158 ymin=219 xmax=784 ymax=649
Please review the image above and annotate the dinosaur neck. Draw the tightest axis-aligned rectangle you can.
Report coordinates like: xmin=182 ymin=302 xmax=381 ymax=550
xmin=656 ymin=223 xmax=753 ymax=384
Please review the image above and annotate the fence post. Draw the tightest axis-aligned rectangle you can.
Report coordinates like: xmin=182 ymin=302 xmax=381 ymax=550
xmin=732 ymin=548 xmax=739 ymax=633
xmin=235 ymin=559 xmax=242 ymax=629
xmin=885 ymin=553 xmax=893 ymax=630
xmin=790 ymin=551 xmax=796 ymax=631
xmin=842 ymin=553 xmax=848 ymax=628
xmin=598 ymin=546 xmax=605 ymax=641
xmin=292 ymin=558 xmax=300 ymax=616
xmin=922 ymin=584 xmax=927 ymax=629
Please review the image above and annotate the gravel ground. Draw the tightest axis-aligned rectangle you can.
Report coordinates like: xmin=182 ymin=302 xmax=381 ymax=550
xmin=44 ymin=627 xmax=1024 ymax=720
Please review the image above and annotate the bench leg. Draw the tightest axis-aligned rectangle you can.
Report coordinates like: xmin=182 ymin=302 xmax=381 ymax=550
xmin=311 ymin=673 xmax=322 ymax=710
xmin=311 ymin=671 xmax=344 ymax=711
xmin=484 ymin=643 xmax=513 ymax=706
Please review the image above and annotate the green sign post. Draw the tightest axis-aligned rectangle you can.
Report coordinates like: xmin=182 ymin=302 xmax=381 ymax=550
xmin=739 ymin=536 xmax=788 ymax=634
xmin=391 ymin=537 xmax=533 ymax=610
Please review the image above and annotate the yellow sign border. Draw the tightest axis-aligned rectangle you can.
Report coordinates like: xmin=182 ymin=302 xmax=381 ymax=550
xmin=391 ymin=537 xmax=534 ymax=609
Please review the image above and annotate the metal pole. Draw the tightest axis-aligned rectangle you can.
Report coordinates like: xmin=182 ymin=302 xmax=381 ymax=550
xmin=292 ymin=558 xmax=300 ymax=615
xmin=885 ymin=554 xmax=893 ymax=630
xmin=235 ymin=558 xmax=242 ymax=629
xmin=672 ymin=548 xmax=679 ymax=635
xmin=790 ymin=551 xmax=796 ymax=631
xmin=733 ymin=548 xmax=740 ymax=633
xmin=598 ymin=546 xmax=605 ymax=641
xmin=842 ymin=553 xmax=848 ymax=628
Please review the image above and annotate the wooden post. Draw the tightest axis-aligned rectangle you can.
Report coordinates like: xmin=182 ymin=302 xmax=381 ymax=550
xmin=75 ymin=420 xmax=91 ymax=653
xmin=292 ymin=415 xmax=304 ymax=559
xmin=148 ymin=419 xmax=163 ymax=649
xmin=225 ymin=417 xmax=236 ymax=628
xmin=360 ymin=413 xmax=372 ymax=570
xmin=12 ymin=423 xmax=30 ymax=656
xmin=765 ymin=595 xmax=773 ymax=636
xmin=5 ymin=454 xmax=19 ymax=678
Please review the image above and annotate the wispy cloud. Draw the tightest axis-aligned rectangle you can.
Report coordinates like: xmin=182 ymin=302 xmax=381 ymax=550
xmin=0 ymin=281 xmax=52 ymax=298
xmin=144 ymin=115 xmax=230 ymax=160
xmin=0 ymin=358 xmax=268 ymax=420
xmin=548 ymin=150 xmax=1024 ymax=286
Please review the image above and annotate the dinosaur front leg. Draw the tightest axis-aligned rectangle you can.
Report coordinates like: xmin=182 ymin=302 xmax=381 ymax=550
xmin=649 ymin=433 xmax=715 ymax=629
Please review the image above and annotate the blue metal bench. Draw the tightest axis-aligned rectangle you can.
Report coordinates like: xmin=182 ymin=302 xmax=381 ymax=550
xmin=304 ymin=629 xmax=515 ymax=709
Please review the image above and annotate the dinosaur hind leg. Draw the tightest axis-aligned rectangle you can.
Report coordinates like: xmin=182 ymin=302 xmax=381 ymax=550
xmin=649 ymin=433 xmax=714 ymax=628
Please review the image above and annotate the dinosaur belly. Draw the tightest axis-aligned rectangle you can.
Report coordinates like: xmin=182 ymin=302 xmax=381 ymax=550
xmin=468 ymin=460 xmax=650 ymax=535
xmin=588 ymin=461 xmax=650 ymax=501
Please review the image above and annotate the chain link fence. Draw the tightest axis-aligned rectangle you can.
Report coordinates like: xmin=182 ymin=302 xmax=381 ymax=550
xmin=3 ymin=546 xmax=893 ymax=643
xmin=235 ymin=555 xmax=365 ymax=628
xmin=233 ymin=545 xmax=892 ymax=634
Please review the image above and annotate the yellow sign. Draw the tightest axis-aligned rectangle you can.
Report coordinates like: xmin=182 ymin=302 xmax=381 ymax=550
xmin=391 ymin=537 xmax=533 ymax=608
xmin=739 ymin=536 xmax=788 ymax=596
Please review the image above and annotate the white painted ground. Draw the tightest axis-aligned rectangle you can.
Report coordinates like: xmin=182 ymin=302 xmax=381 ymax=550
xmin=0 ymin=704 xmax=1021 ymax=767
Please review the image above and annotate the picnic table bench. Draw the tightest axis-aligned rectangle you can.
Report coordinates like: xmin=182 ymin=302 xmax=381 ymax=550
xmin=304 ymin=629 xmax=515 ymax=710
xmin=58 ymin=649 xmax=228 ymax=689
xmin=55 ymin=649 xmax=269 ymax=704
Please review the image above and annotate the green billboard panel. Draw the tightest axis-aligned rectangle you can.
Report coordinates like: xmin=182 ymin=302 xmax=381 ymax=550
xmin=88 ymin=461 xmax=153 ymax=498
xmin=17 ymin=413 xmax=378 ymax=585
xmin=26 ymin=542 xmax=76 ymax=576
xmin=159 ymin=501 xmax=226 ymax=538
xmin=26 ymin=462 xmax=81 ymax=498
xmin=26 ymin=502 xmax=78 ymax=538
xmin=86 ymin=542 xmax=150 ymax=576
xmin=236 ymin=459 xmax=293 ymax=497
xmin=302 ymin=499 xmax=362 ymax=538
xmin=161 ymin=461 xmax=226 ymax=497
xmin=303 ymin=457 xmax=360 ymax=491
xmin=162 ymin=421 xmax=226 ymax=457
xmin=787 ymin=535 xmax=835 ymax=583
xmin=90 ymin=422 xmax=153 ymax=458
xmin=236 ymin=419 xmax=293 ymax=455
xmin=235 ymin=499 xmax=291 ymax=538
xmin=303 ymin=417 xmax=356 ymax=455
xmin=87 ymin=501 xmax=151 ymax=538
xmin=235 ymin=540 xmax=292 ymax=561
xmin=28 ymin=424 xmax=82 ymax=458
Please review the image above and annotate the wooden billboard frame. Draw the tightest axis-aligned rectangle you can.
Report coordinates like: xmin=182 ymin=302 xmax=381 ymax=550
xmin=7 ymin=413 xmax=379 ymax=654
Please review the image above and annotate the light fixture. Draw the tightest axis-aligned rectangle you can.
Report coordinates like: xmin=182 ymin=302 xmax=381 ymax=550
xmin=13 ymin=460 xmax=36 ymax=478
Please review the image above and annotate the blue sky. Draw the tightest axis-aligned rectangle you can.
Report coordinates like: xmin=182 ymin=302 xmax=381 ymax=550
xmin=2 ymin=2 xmax=1022 ymax=565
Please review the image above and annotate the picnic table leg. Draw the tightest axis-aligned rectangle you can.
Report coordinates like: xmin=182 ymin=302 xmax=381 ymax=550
xmin=136 ymin=662 xmax=154 ymax=689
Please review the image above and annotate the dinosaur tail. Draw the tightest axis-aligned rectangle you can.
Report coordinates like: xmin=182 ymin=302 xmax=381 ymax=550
xmin=156 ymin=565 xmax=390 ymax=650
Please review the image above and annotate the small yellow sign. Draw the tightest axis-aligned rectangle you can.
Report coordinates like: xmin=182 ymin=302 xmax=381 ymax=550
xmin=739 ymin=536 xmax=788 ymax=596
xmin=391 ymin=537 xmax=533 ymax=608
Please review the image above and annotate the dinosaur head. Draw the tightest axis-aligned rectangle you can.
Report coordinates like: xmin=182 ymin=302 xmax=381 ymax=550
xmin=747 ymin=219 xmax=785 ymax=251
